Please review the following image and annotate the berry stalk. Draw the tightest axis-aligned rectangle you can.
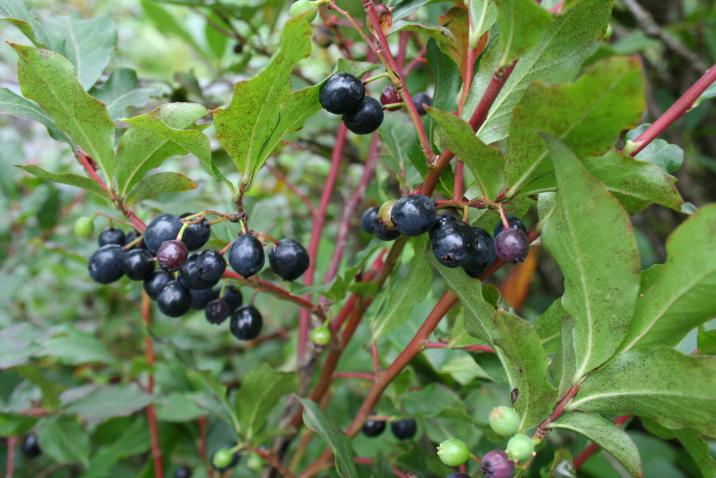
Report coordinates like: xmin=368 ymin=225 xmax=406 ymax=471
xmin=141 ymin=292 xmax=164 ymax=478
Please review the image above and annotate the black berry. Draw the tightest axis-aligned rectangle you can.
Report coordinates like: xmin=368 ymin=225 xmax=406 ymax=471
xmin=430 ymin=213 xmax=458 ymax=234
xmin=190 ymin=287 xmax=219 ymax=310
xmin=494 ymin=215 xmax=527 ymax=237
xmin=198 ymin=250 xmax=226 ymax=283
xmin=463 ymin=227 xmax=496 ymax=278
xmin=230 ymin=305 xmax=263 ymax=340
xmin=180 ymin=213 xmax=211 ymax=250
xmin=494 ymin=228 xmax=529 ymax=263
xmin=413 ymin=92 xmax=432 ymax=115
xmin=122 ymin=248 xmax=156 ymax=281
xmin=20 ymin=433 xmax=41 ymax=459
xmin=88 ymin=245 xmax=125 ymax=284
xmin=481 ymin=449 xmax=515 ymax=478
xmin=390 ymin=418 xmax=417 ymax=440
xmin=157 ymin=281 xmax=192 ymax=317
xmin=431 ymin=220 xmax=476 ymax=268
xmin=447 ymin=474 xmax=470 ymax=478
xmin=99 ymin=227 xmax=125 ymax=247
xmin=157 ymin=240 xmax=189 ymax=272
xmin=124 ymin=229 xmax=144 ymax=250
xmin=144 ymin=214 xmax=182 ymax=254
xmin=180 ymin=254 xmax=213 ymax=290
xmin=361 ymin=419 xmax=386 ymax=437
xmin=269 ymin=239 xmax=310 ymax=281
xmin=223 ymin=285 xmax=243 ymax=311
xmin=343 ymin=97 xmax=384 ymax=134
xmin=205 ymin=298 xmax=231 ymax=325
xmin=361 ymin=207 xmax=379 ymax=234
xmin=391 ymin=194 xmax=436 ymax=236
xmin=380 ymin=86 xmax=401 ymax=109
xmin=144 ymin=272 xmax=172 ymax=300
xmin=228 ymin=234 xmax=265 ymax=278
xmin=175 ymin=465 xmax=192 ymax=478
xmin=319 ymin=73 xmax=365 ymax=114
xmin=373 ymin=220 xmax=401 ymax=241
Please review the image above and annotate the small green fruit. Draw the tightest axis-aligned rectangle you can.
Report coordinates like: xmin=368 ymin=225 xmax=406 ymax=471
xmin=212 ymin=448 xmax=235 ymax=470
xmin=437 ymin=437 xmax=470 ymax=467
xmin=506 ymin=433 xmax=535 ymax=462
xmin=246 ymin=453 xmax=264 ymax=470
xmin=310 ymin=326 xmax=331 ymax=346
xmin=289 ymin=0 xmax=318 ymax=19
xmin=489 ymin=406 xmax=520 ymax=437
xmin=74 ymin=216 xmax=94 ymax=238
xmin=378 ymin=200 xmax=397 ymax=229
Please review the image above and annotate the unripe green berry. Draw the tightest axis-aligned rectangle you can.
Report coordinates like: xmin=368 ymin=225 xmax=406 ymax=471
xmin=74 ymin=216 xmax=94 ymax=238
xmin=378 ymin=200 xmax=397 ymax=229
xmin=247 ymin=453 xmax=264 ymax=470
xmin=489 ymin=406 xmax=520 ymax=437
xmin=310 ymin=325 xmax=331 ymax=346
xmin=437 ymin=438 xmax=470 ymax=467
xmin=506 ymin=433 xmax=535 ymax=462
xmin=289 ymin=0 xmax=318 ymax=19
xmin=212 ymin=448 xmax=234 ymax=470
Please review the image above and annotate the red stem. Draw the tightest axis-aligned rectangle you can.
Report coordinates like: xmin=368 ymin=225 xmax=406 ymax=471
xmin=397 ymin=31 xmax=409 ymax=71
xmin=333 ymin=371 xmax=375 ymax=381
xmin=573 ymin=416 xmax=630 ymax=469
xmin=267 ymin=163 xmax=314 ymax=214
xmin=6 ymin=436 xmax=16 ymax=478
xmin=142 ymin=292 xmax=164 ymax=478
xmin=404 ymin=47 xmax=427 ymax=76
xmin=370 ymin=342 xmax=381 ymax=375
xmin=223 ymin=271 xmax=323 ymax=318
xmin=354 ymin=456 xmax=412 ymax=478
xmin=198 ymin=416 xmax=207 ymax=463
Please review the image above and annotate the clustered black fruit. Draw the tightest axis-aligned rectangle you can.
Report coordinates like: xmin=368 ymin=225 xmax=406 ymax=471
xmin=361 ymin=418 xmax=386 ymax=437
xmin=362 ymin=197 xmax=528 ymax=277
xmin=319 ymin=73 xmax=383 ymax=135
xmin=361 ymin=417 xmax=419 ymax=441
xmin=20 ymin=433 xmax=41 ymax=459
xmin=174 ymin=465 xmax=192 ymax=478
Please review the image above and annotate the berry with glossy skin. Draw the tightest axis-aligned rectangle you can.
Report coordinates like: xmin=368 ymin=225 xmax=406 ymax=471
xmin=380 ymin=86 xmax=401 ymax=109
xmin=198 ymin=250 xmax=226 ymax=283
xmin=122 ymin=249 xmax=156 ymax=281
xmin=144 ymin=272 xmax=172 ymax=300
xmin=413 ymin=92 xmax=432 ymax=115
xmin=88 ymin=245 xmax=126 ymax=284
xmin=437 ymin=438 xmax=470 ymax=467
xmin=378 ymin=200 xmax=397 ymax=230
xmin=190 ymin=287 xmax=219 ymax=310
xmin=74 ymin=216 xmax=94 ymax=238
xmin=124 ymin=230 xmax=144 ymax=250
xmin=431 ymin=220 xmax=476 ymax=268
xmin=489 ymin=406 xmax=520 ymax=437
xmin=269 ymin=240 xmax=310 ymax=281
xmin=493 ymin=215 xmax=527 ymax=237
xmin=223 ymin=285 xmax=243 ymax=311
xmin=391 ymin=418 xmax=417 ymax=440
xmin=319 ymin=73 xmax=365 ymax=114
xmin=361 ymin=206 xmax=378 ymax=234
xmin=343 ymin=97 xmax=384 ymax=134
xmin=391 ymin=194 xmax=436 ymax=236
xmin=157 ymin=240 xmax=189 ymax=272
xmin=481 ymin=450 xmax=514 ymax=478
xmin=205 ymin=298 xmax=231 ymax=325
xmin=313 ymin=26 xmax=334 ymax=48
xmin=180 ymin=213 xmax=211 ymax=251
xmin=447 ymin=474 xmax=470 ymax=478
xmin=310 ymin=326 xmax=331 ymax=346
xmin=495 ymin=228 xmax=529 ymax=263
xmin=464 ymin=227 xmax=496 ymax=278
xmin=373 ymin=220 xmax=401 ymax=241
xmin=211 ymin=448 xmax=239 ymax=471
xmin=175 ymin=466 xmax=192 ymax=478
xmin=180 ymin=254 xmax=212 ymax=290
xmin=362 ymin=419 xmax=386 ymax=437
xmin=289 ymin=0 xmax=318 ymax=18
xmin=506 ymin=434 xmax=535 ymax=462
xmin=157 ymin=281 xmax=192 ymax=317
xmin=228 ymin=234 xmax=265 ymax=278
xmin=144 ymin=214 xmax=183 ymax=254
xmin=430 ymin=213 xmax=458 ymax=234
xmin=230 ymin=305 xmax=263 ymax=340
xmin=21 ymin=434 xmax=41 ymax=459
xmin=98 ymin=227 xmax=125 ymax=247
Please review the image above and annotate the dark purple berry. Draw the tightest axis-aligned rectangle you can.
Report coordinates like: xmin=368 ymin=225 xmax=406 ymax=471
xmin=122 ymin=249 xmax=156 ymax=281
xmin=144 ymin=272 xmax=172 ymax=300
xmin=180 ymin=213 xmax=211 ymax=250
xmin=361 ymin=207 xmax=379 ymax=234
xmin=320 ymin=73 xmax=365 ymax=114
xmin=380 ymin=86 xmax=401 ymax=109
xmin=447 ymin=474 xmax=470 ymax=478
xmin=144 ymin=214 xmax=182 ymax=254
xmin=413 ymin=92 xmax=432 ymax=115
xmin=494 ymin=228 xmax=529 ymax=263
xmin=494 ymin=215 xmax=527 ymax=237
xmin=431 ymin=220 xmax=476 ymax=268
xmin=362 ymin=419 xmax=386 ymax=437
xmin=20 ymin=433 xmax=41 ymax=459
xmin=190 ymin=287 xmax=219 ymax=310
xmin=343 ymin=97 xmax=384 ymax=134
xmin=88 ymin=245 xmax=125 ymax=284
xmin=391 ymin=194 xmax=436 ymax=236
xmin=228 ymin=234 xmax=265 ymax=278
xmin=390 ymin=418 xmax=417 ymax=440
xmin=205 ymin=298 xmax=231 ymax=325
xmin=269 ymin=239 xmax=310 ymax=281
xmin=157 ymin=240 xmax=189 ymax=272
xmin=481 ymin=450 xmax=515 ymax=478
xmin=99 ymin=227 xmax=125 ymax=247
xmin=157 ymin=281 xmax=192 ymax=317
xmin=230 ymin=305 xmax=263 ymax=340
xmin=175 ymin=465 xmax=192 ymax=478
xmin=223 ymin=285 xmax=243 ymax=311
xmin=464 ymin=227 xmax=496 ymax=278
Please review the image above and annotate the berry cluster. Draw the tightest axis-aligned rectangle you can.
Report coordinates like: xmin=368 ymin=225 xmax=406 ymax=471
xmin=82 ymin=213 xmax=310 ymax=342
xmin=361 ymin=417 xmax=417 ymax=441
xmin=362 ymin=195 xmax=529 ymax=276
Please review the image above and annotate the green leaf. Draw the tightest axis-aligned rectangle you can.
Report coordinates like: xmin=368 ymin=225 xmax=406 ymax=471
xmin=90 ymin=68 xmax=162 ymax=120
xmin=298 ymin=398 xmax=358 ymax=478
xmin=435 ymin=264 xmax=496 ymax=341
xmin=473 ymin=0 xmax=614 ymax=144
xmin=427 ymin=38 xmax=460 ymax=116
xmin=82 ymin=418 xmax=150 ymax=478
xmin=672 ymin=429 xmax=716 ymax=478
xmin=39 ymin=329 xmax=117 ymax=365
xmin=388 ymin=21 xmax=456 ymax=58
xmin=491 ymin=310 xmax=557 ymax=430
xmin=126 ymin=172 xmax=197 ymax=205
xmin=541 ymin=136 xmax=640 ymax=380
xmin=551 ymin=412 xmax=643 ymax=478
xmin=627 ymin=124 xmax=684 ymax=174
xmin=402 ymin=383 xmax=471 ymax=418
xmin=64 ymin=384 xmax=152 ymax=421
xmin=234 ymin=363 xmax=298 ymax=439
xmin=569 ymin=347 xmax=716 ymax=438
xmin=0 ymin=87 xmax=67 ymax=142
xmin=0 ymin=413 xmax=37 ymax=437
xmin=37 ymin=415 xmax=90 ymax=467
xmin=469 ymin=0 xmax=498 ymax=41
xmin=156 ymin=392 xmax=207 ymax=422
xmin=0 ymin=0 xmax=52 ymax=47
xmin=12 ymin=45 xmax=116 ymax=183
xmin=583 ymin=150 xmax=683 ymax=213
xmin=507 ymin=57 xmax=645 ymax=197
xmin=372 ymin=236 xmax=432 ymax=339
xmin=619 ymin=205 xmax=716 ymax=352
xmin=116 ymin=102 xmax=213 ymax=195
xmin=495 ymin=0 xmax=552 ymax=65
xmin=429 ymin=109 xmax=505 ymax=200
xmin=44 ymin=14 xmax=117 ymax=90
xmin=533 ymin=298 xmax=568 ymax=354
xmin=214 ymin=14 xmax=319 ymax=186
xmin=140 ymin=0 xmax=205 ymax=55
xmin=17 ymin=165 xmax=108 ymax=198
